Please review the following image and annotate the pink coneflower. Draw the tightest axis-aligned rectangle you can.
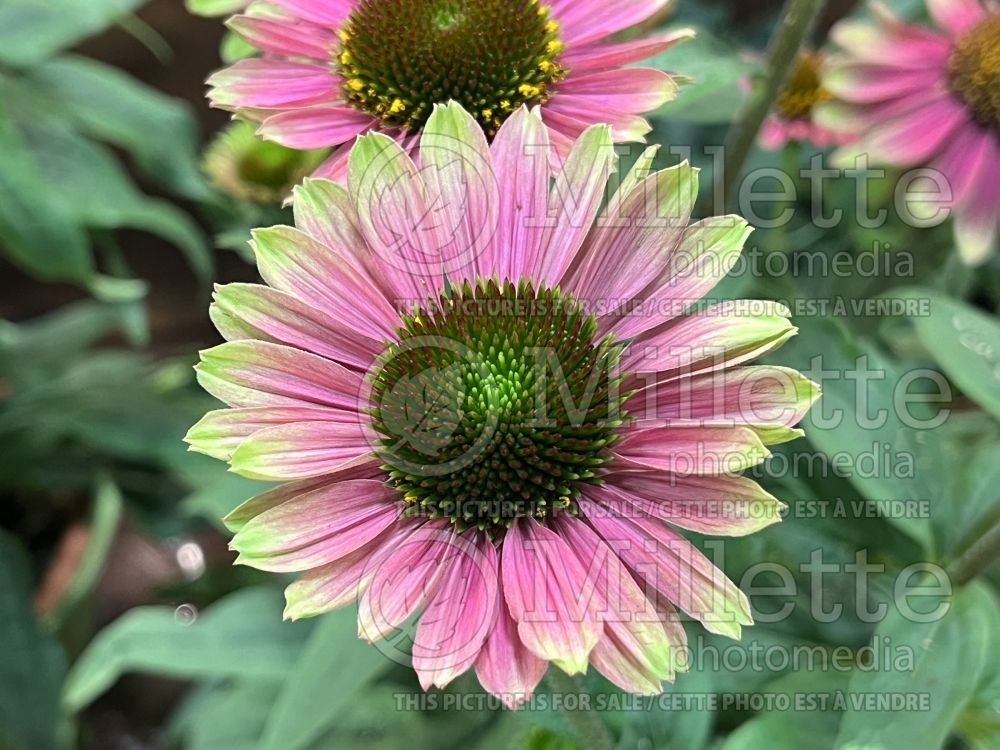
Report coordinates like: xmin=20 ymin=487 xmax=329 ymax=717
xmin=187 ymin=103 xmax=817 ymax=704
xmin=208 ymin=0 xmax=691 ymax=180
xmin=818 ymin=0 xmax=1000 ymax=265
xmin=759 ymin=51 xmax=854 ymax=150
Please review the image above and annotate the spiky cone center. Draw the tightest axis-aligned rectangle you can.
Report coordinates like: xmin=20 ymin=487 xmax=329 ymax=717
xmin=775 ymin=51 xmax=831 ymax=121
xmin=369 ymin=279 xmax=627 ymax=535
xmin=336 ymin=0 xmax=567 ymax=136
xmin=950 ymin=14 xmax=1000 ymax=131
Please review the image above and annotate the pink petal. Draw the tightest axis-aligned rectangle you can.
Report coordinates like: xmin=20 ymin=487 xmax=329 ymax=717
xmin=208 ymin=59 xmax=338 ymax=110
xmin=582 ymin=498 xmax=752 ymax=639
xmin=824 ymin=62 xmax=944 ymax=104
xmin=196 ymin=340 xmax=364 ymax=410
xmin=475 ymin=585 xmax=548 ymax=709
xmin=292 ymin=177 xmax=364 ymax=249
xmin=348 ymin=133 xmax=449 ymax=302
xmin=557 ymin=68 xmax=681 ymax=113
xmin=759 ymin=117 xmax=792 ymax=150
xmin=291 ymin=176 xmax=409 ymax=303
xmin=552 ymin=0 xmax=671 ymax=45
xmin=490 ymin=107 xmax=551 ymax=284
xmin=614 ymin=425 xmax=770 ymax=474
xmin=552 ymin=517 xmax=682 ymax=692
xmin=230 ymin=420 xmax=372 ymax=481
xmin=544 ymin=95 xmax=652 ymax=142
xmin=830 ymin=18 xmax=952 ymax=68
xmin=954 ymin=135 xmax=1000 ymax=265
xmin=624 ymin=301 xmax=796 ymax=375
xmin=211 ymin=282 xmax=381 ymax=371
xmin=604 ymin=472 xmax=786 ymax=536
xmin=927 ymin=0 xmax=989 ymax=36
xmin=628 ymin=365 xmax=819 ymax=433
xmin=607 ymin=217 xmax=753 ymax=340
xmin=310 ymin=140 xmax=354 ymax=182
xmin=928 ymin=120 xmax=995 ymax=207
xmin=251 ymin=225 xmax=400 ymax=340
xmin=227 ymin=14 xmax=337 ymax=59
xmin=615 ymin=300 xmax=798 ymax=375
xmin=358 ymin=520 xmax=456 ymax=642
xmin=565 ymin=163 xmax=697 ymax=303
xmin=223 ymin=466 xmax=380 ymax=533
xmin=538 ymin=125 xmax=617 ymax=287
xmin=419 ymin=103 xmax=500 ymax=282
xmin=231 ymin=478 xmax=402 ymax=572
xmin=267 ymin=0 xmax=353 ymax=26
xmin=560 ymin=29 xmax=695 ymax=72
xmin=186 ymin=404 xmax=357 ymax=461
xmin=413 ymin=533 xmax=500 ymax=690
xmin=861 ymin=93 xmax=970 ymax=166
xmin=283 ymin=524 xmax=410 ymax=620
xmin=502 ymin=518 xmax=603 ymax=674
xmin=259 ymin=106 xmax=378 ymax=149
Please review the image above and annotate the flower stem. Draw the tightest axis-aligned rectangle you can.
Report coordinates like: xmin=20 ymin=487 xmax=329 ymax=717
xmin=718 ymin=0 xmax=825 ymax=212
xmin=947 ymin=515 xmax=1000 ymax=587
xmin=545 ymin=669 xmax=616 ymax=750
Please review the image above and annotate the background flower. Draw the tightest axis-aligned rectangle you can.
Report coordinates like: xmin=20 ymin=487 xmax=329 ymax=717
xmin=203 ymin=120 xmax=328 ymax=203
xmin=187 ymin=102 xmax=818 ymax=704
xmin=818 ymin=0 xmax=1000 ymax=265
xmin=208 ymin=0 xmax=692 ymax=180
xmin=758 ymin=51 xmax=854 ymax=150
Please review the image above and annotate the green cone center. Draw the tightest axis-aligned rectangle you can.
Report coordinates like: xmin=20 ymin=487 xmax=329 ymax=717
xmin=949 ymin=14 xmax=1000 ymax=131
xmin=775 ymin=52 xmax=831 ymax=121
xmin=336 ymin=0 xmax=567 ymax=136
xmin=369 ymin=280 xmax=626 ymax=534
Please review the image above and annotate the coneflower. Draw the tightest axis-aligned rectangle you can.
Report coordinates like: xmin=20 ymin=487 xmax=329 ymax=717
xmin=187 ymin=103 xmax=818 ymax=706
xmin=208 ymin=0 xmax=692 ymax=179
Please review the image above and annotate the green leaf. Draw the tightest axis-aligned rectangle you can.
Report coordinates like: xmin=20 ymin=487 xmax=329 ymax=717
xmin=27 ymin=55 xmax=210 ymax=199
xmin=955 ymin=589 xmax=1000 ymax=749
xmin=0 ymin=0 xmax=147 ymax=67
xmin=651 ymin=27 xmax=755 ymax=124
xmin=169 ymin=680 xmax=280 ymax=750
xmin=777 ymin=318 xmax=936 ymax=551
xmin=63 ymin=587 xmax=312 ymax=712
xmin=0 ymin=301 xmax=127 ymax=366
xmin=44 ymin=475 xmax=124 ymax=629
xmin=620 ymin=668 xmax=714 ymax=750
xmin=20 ymin=119 xmax=213 ymax=282
xmin=835 ymin=583 xmax=994 ymax=749
xmin=905 ymin=290 xmax=1000 ymax=423
xmin=0 ymin=531 xmax=67 ymax=750
xmin=186 ymin=0 xmax=248 ymax=17
xmin=0 ymin=111 xmax=93 ymax=284
xmin=719 ymin=670 xmax=851 ymax=750
xmin=255 ymin=608 xmax=394 ymax=750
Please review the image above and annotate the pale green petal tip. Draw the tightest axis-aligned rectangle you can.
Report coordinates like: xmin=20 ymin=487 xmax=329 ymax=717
xmin=184 ymin=412 xmax=233 ymax=461
xmin=222 ymin=498 xmax=266 ymax=534
xmin=282 ymin=598 xmax=319 ymax=622
xmin=954 ymin=219 xmax=999 ymax=267
xmin=349 ymin=130 xmax=402 ymax=173
xmin=553 ymin=655 xmax=590 ymax=676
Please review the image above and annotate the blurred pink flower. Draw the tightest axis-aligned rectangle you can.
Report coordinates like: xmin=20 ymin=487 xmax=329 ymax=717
xmin=187 ymin=103 xmax=817 ymax=705
xmin=758 ymin=52 xmax=855 ymax=150
xmin=819 ymin=0 xmax=1000 ymax=264
xmin=207 ymin=0 xmax=691 ymax=181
